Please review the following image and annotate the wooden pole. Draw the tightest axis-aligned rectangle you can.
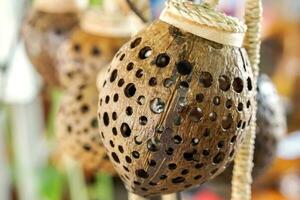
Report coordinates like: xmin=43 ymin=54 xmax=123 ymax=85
xmin=128 ymin=192 xmax=148 ymax=200
xmin=162 ymin=193 xmax=180 ymax=200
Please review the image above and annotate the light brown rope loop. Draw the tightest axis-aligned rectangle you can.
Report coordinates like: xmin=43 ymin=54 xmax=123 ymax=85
xmin=231 ymin=0 xmax=262 ymax=200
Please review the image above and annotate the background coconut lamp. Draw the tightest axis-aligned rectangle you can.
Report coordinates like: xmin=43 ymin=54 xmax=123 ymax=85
xmin=55 ymin=6 xmax=131 ymax=179
xmin=97 ymin=0 xmax=262 ymax=199
xmin=22 ymin=0 xmax=86 ymax=87
xmin=207 ymin=74 xmax=287 ymax=199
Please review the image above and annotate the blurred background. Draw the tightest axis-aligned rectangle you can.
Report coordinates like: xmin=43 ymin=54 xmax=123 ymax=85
xmin=1 ymin=0 xmax=300 ymax=200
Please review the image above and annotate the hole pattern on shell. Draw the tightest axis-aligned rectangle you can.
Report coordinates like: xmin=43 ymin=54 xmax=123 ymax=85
xmin=97 ymin=21 xmax=254 ymax=196
xmin=57 ymin=85 xmax=114 ymax=177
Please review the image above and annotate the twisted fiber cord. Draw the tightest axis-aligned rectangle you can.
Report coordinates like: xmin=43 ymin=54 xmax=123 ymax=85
xmin=231 ymin=0 xmax=262 ymax=200
xmin=166 ymin=0 xmax=246 ymax=33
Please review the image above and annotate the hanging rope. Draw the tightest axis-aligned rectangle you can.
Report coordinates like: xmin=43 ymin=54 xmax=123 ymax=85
xmin=231 ymin=0 xmax=262 ymax=200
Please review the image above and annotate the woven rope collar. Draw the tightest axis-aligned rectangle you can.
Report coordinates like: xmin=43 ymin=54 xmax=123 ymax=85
xmin=34 ymin=0 xmax=87 ymax=13
xmin=159 ymin=0 xmax=247 ymax=47
xmin=80 ymin=9 xmax=132 ymax=38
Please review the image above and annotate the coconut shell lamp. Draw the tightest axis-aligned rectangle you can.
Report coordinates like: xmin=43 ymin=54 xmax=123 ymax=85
xmin=56 ymin=7 xmax=131 ymax=178
xmin=56 ymin=84 xmax=115 ymax=178
xmin=57 ymin=8 xmax=131 ymax=89
xmin=97 ymin=0 xmax=258 ymax=198
xmin=207 ymin=74 xmax=286 ymax=198
xmin=22 ymin=0 xmax=84 ymax=86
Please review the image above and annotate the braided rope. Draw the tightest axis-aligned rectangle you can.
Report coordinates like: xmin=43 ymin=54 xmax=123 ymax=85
xmin=165 ymin=0 xmax=246 ymax=33
xmin=231 ymin=0 xmax=262 ymax=200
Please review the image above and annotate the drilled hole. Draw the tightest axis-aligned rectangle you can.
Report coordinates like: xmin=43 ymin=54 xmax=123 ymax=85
xmin=160 ymin=175 xmax=167 ymax=180
xmin=130 ymin=37 xmax=142 ymax=48
xmin=173 ymin=135 xmax=182 ymax=144
xmin=168 ymin=163 xmax=177 ymax=170
xmin=119 ymin=54 xmax=125 ymax=61
xmin=247 ymin=77 xmax=253 ymax=91
xmin=112 ymin=112 xmax=117 ymax=120
xmin=237 ymin=103 xmax=243 ymax=111
xmin=176 ymin=60 xmax=193 ymax=75
xmin=73 ymin=43 xmax=81 ymax=52
xmin=91 ymin=46 xmax=101 ymax=56
xmin=149 ymin=77 xmax=157 ymax=86
xmin=127 ymin=62 xmax=134 ymax=71
xmin=233 ymin=77 xmax=244 ymax=93
xmin=124 ymin=83 xmax=136 ymax=97
xmin=165 ymin=147 xmax=174 ymax=155
xmin=192 ymin=138 xmax=199 ymax=146
xmin=112 ymin=127 xmax=117 ymax=135
xmin=163 ymin=78 xmax=173 ymax=88
xmin=132 ymin=151 xmax=140 ymax=159
xmin=137 ymin=96 xmax=145 ymax=105
xmin=189 ymin=107 xmax=203 ymax=122
xmin=213 ymin=96 xmax=221 ymax=105
xmin=203 ymin=128 xmax=210 ymax=137
xmin=136 ymin=69 xmax=144 ymax=78
xmin=103 ymin=112 xmax=109 ymax=126
xmin=213 ymin=152 xmax=225 ymax=164
xmin=81 ymin=104 xmax=89 ymax=113
xmin=148 ymin=160 xmax=156 ymax=166
xmin=110 ymin=70 xmax=118 ymax=82
xmin=199 ymin=72 xmax=213 ymax=88
xmin=136 ymin=169 xmax=149 ymax=179
xmin=139 ymin=116 xmax=148 ymax=125
xmin=139 ymin=46 xmax=152 ymax=59
xmin=225 ymin=99 xmax=233 ymax=109
xmin=172 ymin=177 xmax=185 ymax=184
xmin=111 ymin=152 xmax=120 ymax=163
xmin=181 ymin=169 xmax=189 ymax=175
xmin=150 ymin=98 xmax=165 ymax=114
xmin=156 ymin=53 xmax=170 ymax=68
xmin=125 ymin=156 xmax=132 ymax=163
xmin=113 ymin=94 xmax=119 ymax=102
xmin=209 ymin=112 xmax=217 ymax=121
xmin=196 ymin=93 xmax=204 ymax=103
xmin=126 ymin=106 xmax=133 ymax=116
xmin=219 ymin=75 xmax=231 ymax=91
xmin=222 ymin=113 xmax=233 ymax=130
xmin=147 ymin=138 xmax=160 ymax=152
xmin=105 ymin=96 xmax=110 ymax=104
xmin=118 ymin=79 xmax=125 ymax=87
xmin=120 ymin=123 xmax=131 ymax=137
xmin=195 ymin=163 xmax=204 ymax=169
xmin=179 ymin=81 xmax=189 ymax=89
xmin=202 ymin=149 xmax=210 ymax=156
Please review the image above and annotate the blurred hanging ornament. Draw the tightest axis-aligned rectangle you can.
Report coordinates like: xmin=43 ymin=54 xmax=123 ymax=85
xmin=206 ymin=74 xmax=286 ymax=197
xmin=117 ymin=0 xmax=152 ymax=23
xmin=56 ymin=84 xmax=115 ymax=178
xmin=55 ymin=7 xmax=131 ymax=178
xmin=22 ymin=0 xmax=86 ymax=86
xmin=57 ymin=8 xmax=130 ymax=89
xmin=97 ymin=0 xmax=255 ymax=197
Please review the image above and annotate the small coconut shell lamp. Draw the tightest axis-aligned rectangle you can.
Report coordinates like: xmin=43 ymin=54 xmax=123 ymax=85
xmin=208 ymin=74 xmax=286 ymax=197
xmin=56 ymin=7 xmax=131 ymax=178
xmin=56 ymin=84 xmax=115 ymax=178
xmin=22 ymin=0 xmax=83 ymax=86
xmin=97 ymin=0 xmax=255 ymax=197
xmin=57 ymin=8 xmax=131 ymax=89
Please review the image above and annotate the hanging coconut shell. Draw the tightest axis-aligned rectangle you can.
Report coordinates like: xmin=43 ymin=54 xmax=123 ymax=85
xmin=22 ymin=0 xmax=82 ymax=86
xmin=56 ymin=84 xmax=115 ymax=178
xmin=205 ymin=74 xmax=286 ymax=197
xmin=97 ymin=0 xmax=254 ymax=197
xmin=57 ymin=8 xmax=131 ymax=89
